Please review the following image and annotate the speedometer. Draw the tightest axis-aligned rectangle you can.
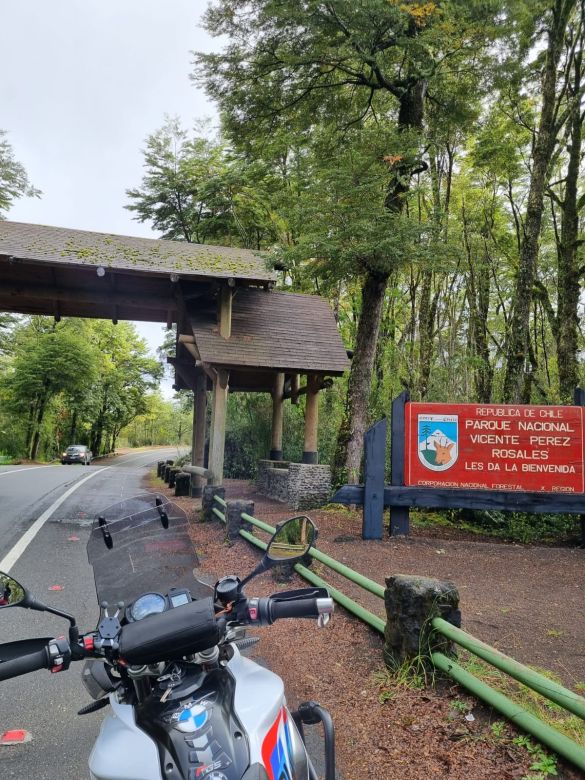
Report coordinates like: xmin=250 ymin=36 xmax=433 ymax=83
xmin=129 ymin=593 xmax=166 ymax=621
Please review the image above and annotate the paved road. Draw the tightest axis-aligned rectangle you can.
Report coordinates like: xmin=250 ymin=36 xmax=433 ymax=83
xmin=0 ymin=448 xmax=184 ymax=780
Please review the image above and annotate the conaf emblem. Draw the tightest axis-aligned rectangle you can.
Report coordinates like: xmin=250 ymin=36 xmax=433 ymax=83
xmin=417 ymin=414 xmax=458 ymax=471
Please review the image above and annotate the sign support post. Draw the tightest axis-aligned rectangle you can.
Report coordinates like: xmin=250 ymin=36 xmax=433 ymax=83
xmin=362 ymin=417 xmax=386 ymax=539
xmin=390 ymin=391 xmax=410 ymax=536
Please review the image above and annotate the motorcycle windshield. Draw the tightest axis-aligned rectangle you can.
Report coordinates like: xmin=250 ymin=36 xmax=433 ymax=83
xmin=87 ymin=493 xmax=212 ymax=609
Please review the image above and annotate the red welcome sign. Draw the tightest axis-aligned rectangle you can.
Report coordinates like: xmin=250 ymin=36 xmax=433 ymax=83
xmin=404 ymin=402 xmax=585 ymax=493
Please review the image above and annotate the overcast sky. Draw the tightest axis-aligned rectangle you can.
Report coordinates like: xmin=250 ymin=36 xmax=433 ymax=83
xmin=1 ymin=0 xmax=218 ymax=395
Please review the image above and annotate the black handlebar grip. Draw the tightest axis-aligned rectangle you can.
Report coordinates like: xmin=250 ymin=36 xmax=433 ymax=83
xmin=0 ymin=648 xmax=49 ymax=681
xmin=269 ymin=598 xmax=322 ymax=622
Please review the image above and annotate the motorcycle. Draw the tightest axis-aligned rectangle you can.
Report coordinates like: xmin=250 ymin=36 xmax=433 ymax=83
xmin=0 ymin=493 xmax=336 ymax=780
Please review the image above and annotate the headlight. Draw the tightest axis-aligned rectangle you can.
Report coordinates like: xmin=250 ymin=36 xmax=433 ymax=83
xmin=62 ymin=452 xmax=67 ymax=458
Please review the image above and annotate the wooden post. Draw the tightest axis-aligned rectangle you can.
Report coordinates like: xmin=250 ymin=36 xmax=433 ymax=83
xmin=218 ymin=286 xmax=232 ymax=339
xmin=191 ymin=368 xmax=207 ymax=497
xmin=302 ymin=374 xmax=319 ymax=464
xmin=390 ymin=391 xmax=410 ymax=536
xmin=363 ymin=418 xmax=387 ymax=540
xmin=291 ymin=373 xmax=300 ymax=405
xmin=270 ymin=372 xmax=285 ymax=460
xmin=574 ymin=387 xmax=585 ymax=548
xmin=209 ymin=369 xmax=229 ymax=486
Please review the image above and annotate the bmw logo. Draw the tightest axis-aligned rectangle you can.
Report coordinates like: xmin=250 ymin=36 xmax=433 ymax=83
xmin=174 ymin=703 xmax=209 ymax=733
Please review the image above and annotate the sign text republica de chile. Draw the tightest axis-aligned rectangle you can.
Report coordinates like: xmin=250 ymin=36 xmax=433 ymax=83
xmin=404 ymin=403 xmax=585 ymax=493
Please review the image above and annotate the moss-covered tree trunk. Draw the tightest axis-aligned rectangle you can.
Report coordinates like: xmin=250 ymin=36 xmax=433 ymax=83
xmin=556 ymin=40 xmax=583 ymax=403
xmin=503 ymin=0 xmax=576 ymax=402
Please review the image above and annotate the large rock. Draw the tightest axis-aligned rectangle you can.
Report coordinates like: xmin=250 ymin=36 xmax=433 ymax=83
xmin=383 ymin=574 xmax=460 ymax=670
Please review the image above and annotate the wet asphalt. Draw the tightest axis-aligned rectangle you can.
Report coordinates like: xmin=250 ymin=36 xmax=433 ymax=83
xmin=0 ymin=448 xmax=183 ymax=780
xmin=0 ymin=450 xmax=338 ymax=780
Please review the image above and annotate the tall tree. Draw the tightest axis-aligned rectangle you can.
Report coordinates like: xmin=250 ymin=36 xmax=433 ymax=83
xmin=195 ymin=0 xmax=499 ymax=481
xmin=503 ymin=0 xmax=578 ymax=402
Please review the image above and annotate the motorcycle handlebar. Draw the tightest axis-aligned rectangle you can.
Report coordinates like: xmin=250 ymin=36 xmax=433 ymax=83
xmin=253 ymin=596 xmax=334 ymax=626
xmin=0 ymin=648 xmax=49 ymax=681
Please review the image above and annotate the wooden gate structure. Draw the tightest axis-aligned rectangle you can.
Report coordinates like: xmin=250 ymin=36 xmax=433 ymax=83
xmin=0 ymin=221 xmax=349 ymax=488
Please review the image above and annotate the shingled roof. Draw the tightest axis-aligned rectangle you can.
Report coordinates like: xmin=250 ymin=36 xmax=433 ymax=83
xmin=190 ymin=288 xmax=349 ymax=375
xmin=0 ymin=221 xmax=275 ymax=283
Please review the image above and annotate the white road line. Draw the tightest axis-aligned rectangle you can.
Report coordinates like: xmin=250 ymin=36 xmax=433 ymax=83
xmin=0 ymin=467 xmax=111 ymax=573
xmin=0 ymin=465 xmax=58 ymax=478
xmin=112 ymin=450 xmax=186 ymax=465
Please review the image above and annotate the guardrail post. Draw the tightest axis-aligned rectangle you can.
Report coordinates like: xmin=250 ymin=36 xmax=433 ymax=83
xmin=383 ymin=574 xmax=460 ymax=670
xmin=168 ymin=467 xmax=180 ymax=489
xmin=202 ymin=486 xmax=225 ymax=522
xmin=157 ymin=460 xmax=166 ymax=478
xmin=163 ymin=463 xmax=173 ymax=483
xmin=225 ymin=500 xmax=254 ymax=541
xmin=175 ymin=473 xmax=190 ymax=497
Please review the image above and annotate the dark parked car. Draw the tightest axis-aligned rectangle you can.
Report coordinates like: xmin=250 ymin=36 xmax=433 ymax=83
xmin=61 ymin=445 xmax=92 ymax=465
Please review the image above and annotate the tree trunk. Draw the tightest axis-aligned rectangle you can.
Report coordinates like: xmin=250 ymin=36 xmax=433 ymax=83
xmin=336 ymin=81 xmax=426 ymax=483
xmin=417 ymin=269 xmax=438 ymax=399
xmin=503 ymin=0 xmax=576 ymax=402
xmin=335 ymin=271 xmax=390 ymax=484
xmin=69 ymin=409 xmax=78 ymax=443
xmin=557 ymin=40 xmax=583 ymax=402
xmin=462 ymin=202 xmax=494 ymax=402
xmin=30 ymin=395 xmax=47 ymax=461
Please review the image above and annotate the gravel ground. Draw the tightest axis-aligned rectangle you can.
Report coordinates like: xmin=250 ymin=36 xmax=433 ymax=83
xmin=148 ymin=476 xmax=584 ymax=779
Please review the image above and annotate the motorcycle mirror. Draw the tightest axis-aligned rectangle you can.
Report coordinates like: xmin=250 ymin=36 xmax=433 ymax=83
xmin=0 ymin=570 xmax=77 ymax=630
xmin=265 ymin=516 xmax=315 ymax=561
xmin=0 ymin=572 xmax=25 ymax=608
xmin=239 ymin=516 xmax=317 ymax=589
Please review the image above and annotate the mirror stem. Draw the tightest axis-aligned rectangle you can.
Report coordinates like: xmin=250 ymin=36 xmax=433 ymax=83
xmin=25 ymin=596 xmax=76 ymax=627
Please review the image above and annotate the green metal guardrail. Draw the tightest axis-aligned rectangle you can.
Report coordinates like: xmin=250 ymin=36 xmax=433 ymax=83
xmin=432 ymin=653 xmax=585 ymax=772
xmin=212 ymin=507 xmax=226 ymax=523
xmin=213 ymin=494 xmax=585 ymax=772
xmin=432 ymin=618 xmax=585 ymax=771
xmin=433 ymin=618 xmax=585 ymax=720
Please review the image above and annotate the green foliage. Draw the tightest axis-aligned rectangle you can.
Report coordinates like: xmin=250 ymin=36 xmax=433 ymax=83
xmin=0 ymin=129 xmax=40 ymax=216
xmin=126 ymin=117 xmax=284 ymax=249
xmin=0 ymin=317 xmax=163 ymax=460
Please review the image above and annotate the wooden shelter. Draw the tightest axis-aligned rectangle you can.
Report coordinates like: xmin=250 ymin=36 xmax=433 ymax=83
xmin=0 ymin=221 xmax=349 ymax=487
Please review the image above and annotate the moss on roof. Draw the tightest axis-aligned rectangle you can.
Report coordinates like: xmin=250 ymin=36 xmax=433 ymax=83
xmin=0 ymin=221 xmax=275 ymax=282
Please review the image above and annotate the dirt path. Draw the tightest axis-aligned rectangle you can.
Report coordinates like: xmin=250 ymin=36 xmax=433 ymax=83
xmin=150 ymin=477 xmax=583 ymax=777
xmin=223 ymin=480 xmax=584 ymax=687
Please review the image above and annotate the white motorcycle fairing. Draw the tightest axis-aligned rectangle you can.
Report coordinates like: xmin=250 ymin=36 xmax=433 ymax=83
xmin=89 ymin=646 xmax=308 ymax=780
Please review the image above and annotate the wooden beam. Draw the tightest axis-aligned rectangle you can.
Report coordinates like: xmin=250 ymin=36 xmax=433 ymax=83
xmin=208 ymin=369 xmax=229 ymax=485
xmin=283 ymin=376 xmax=333 ymax=400
xmin=178 ymin=334 xmax=200 ymax=361
xmin=270 ymin=372 xmax=285 ymax=460
xmin=218 ymin=286 xmax=232 ymax=339
xmin=330 ymin=484 xmax=585 ymax=515
xmin=0 ymin=282 xmax=175 ymax=311
xmin=181 ymin=464 xmax=210 ymax=479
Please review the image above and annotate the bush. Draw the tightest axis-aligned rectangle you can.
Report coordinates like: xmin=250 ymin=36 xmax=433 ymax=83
xmin=454 ymin=509 xmax=580 ymax=544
